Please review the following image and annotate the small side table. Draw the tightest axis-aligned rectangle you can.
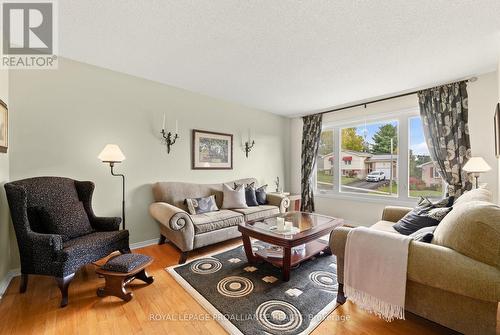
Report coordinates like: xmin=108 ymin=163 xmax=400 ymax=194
xmin=96 ymin=254 xmax=154 ymax=302
xmin=287 ymin=194 xmax=301 ymax=212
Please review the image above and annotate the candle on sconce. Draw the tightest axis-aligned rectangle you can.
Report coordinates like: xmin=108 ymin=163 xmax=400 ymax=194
xmin=175 ymin=120 xmax=178 ymax=134
xmin=247 ymin=129 xmax=251 ymax=142
xmin=162 ymin=113 xmax=166 ymax=131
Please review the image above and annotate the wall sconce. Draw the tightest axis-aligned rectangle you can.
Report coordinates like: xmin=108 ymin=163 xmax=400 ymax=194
xmin=244 ymin=129 xmax=255 ymax=158
xmin=161 ymin=113 xmax=179 ymax=154
xmin=245 ymin=140 xmax=255 ymax=158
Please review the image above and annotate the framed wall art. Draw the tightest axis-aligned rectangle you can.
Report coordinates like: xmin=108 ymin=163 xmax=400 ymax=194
xmin=192 ymin=129 xmax=233 ymax=169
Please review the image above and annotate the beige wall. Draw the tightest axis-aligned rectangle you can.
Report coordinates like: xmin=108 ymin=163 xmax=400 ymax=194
xmin=0 ymin=69 xmax=10 ymax=282
xmin=290 ymin=72 xmax=498 ymax=226
xmin=8 ymin=58 xmax=290 ymax=256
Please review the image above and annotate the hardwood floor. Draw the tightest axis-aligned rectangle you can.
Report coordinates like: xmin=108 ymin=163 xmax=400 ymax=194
xmin=0 ymin=239 xmax=459 ymax=335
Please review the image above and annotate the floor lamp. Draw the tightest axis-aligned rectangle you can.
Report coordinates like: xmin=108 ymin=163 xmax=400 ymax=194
xmin=98 ymin=144 xmax=126 ymax=229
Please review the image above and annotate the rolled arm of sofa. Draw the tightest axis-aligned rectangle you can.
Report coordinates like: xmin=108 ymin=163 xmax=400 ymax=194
xmin=149 ymin=202 xmax=193 ymax=231
xmin=149 ymin=202 xmax=195 ymax=252
xmin=329 ymin=226 xmax=353 ymax=284
xmin=267 ymin=194 xmax=290 ymax=213
xmin=408 ymin=242 xmax=500 ymax=302
xmin=382 ymin=206 xmax=413 ymax=222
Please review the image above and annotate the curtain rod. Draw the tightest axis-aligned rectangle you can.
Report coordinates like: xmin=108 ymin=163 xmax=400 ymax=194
xmin=318 ymin=77 xmax=477 ymax=115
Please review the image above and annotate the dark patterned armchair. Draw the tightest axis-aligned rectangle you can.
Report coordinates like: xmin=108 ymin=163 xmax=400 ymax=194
xmin=4 ymin=177 xmax=130 ymax=307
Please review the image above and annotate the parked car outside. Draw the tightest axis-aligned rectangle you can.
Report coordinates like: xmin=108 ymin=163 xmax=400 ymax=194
xmin=366 ymin=171 xmax=386 ymax=182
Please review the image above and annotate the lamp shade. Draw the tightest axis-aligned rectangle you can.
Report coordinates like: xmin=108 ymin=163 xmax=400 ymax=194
xmin=98 ymin=144 xmax=126 ymax=163
xmin=463 ymin=157 xmax=491 ymax=173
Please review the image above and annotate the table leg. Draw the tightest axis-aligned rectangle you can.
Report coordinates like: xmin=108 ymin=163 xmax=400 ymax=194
xmin=242 ymin=234 xmax=258 ymax=263
xmin=97 ymin=276 xmax=133 ymax=302
xmin=282 ymin=247 xmax=292 ymax=282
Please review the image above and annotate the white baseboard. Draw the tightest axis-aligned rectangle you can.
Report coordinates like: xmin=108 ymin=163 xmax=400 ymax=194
xmin=0 ymin=268 xmax=20 ymax=299
xmin=130 ymin=238 xmax=160 ymax=250
xmin=0 ymin=237 xmax=160 ymax=300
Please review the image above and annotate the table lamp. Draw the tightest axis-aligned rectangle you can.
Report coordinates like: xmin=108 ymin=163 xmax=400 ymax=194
xmin=463 ymin=157 xmax=491 ymax=189
xmin=98 ymin=144 xmax=126 ymax=229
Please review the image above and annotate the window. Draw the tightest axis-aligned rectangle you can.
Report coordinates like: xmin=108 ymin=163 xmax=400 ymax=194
xmin=316 ymin=129 xmax=334 ymax=190
xmin=340 ymin=120 xmax=398 ymax=196
xmin=314 ymin=109 xmax=446 ymax=202
xmin=408 ymin=116 xmax=444 ymax=198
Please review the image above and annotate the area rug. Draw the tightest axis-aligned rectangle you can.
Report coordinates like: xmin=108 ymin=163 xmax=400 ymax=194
xmin=166 ymin=241 xmax=339 ymax=335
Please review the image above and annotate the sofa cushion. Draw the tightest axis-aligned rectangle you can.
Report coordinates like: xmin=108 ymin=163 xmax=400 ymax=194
xmin=39 ymin=202 xmax=94 ymax=241
xmin=222 ymin=183 xmax=248 ymax=209
xmin=152 ymin=178 xmax=257 ymax=211
xmin=409 ymin=225 xmax=437 ymax=243
xmin=234 ymin=182 xmax=259 ymax=206
xmin=393 ymin=197 xmax=453 ymax=235
xmin=191 ymin=209 xmax=244 ymax=234
xmin=432 ymin=201 xmax=500 ymax=268
xmin=255 ymin=184 xmax=268 ymax=205
xmin=453 ymin=188 xmax=492 ymax=206
xmin=185 ymin=195 xmax=219 ymax=215
xmin=62 ymin=230 xmax=129 ymax=258
xmin=232 ymin=205 xmax=279 ymax=222
xmin=370 ymin=220 xmax=399 ymax=234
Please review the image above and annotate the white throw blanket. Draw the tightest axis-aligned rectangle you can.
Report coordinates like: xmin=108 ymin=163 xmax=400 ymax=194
xmin=344 ymin=226 xmax=412 ymax=321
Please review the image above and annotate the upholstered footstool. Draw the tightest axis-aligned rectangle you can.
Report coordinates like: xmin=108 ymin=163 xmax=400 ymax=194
xmin=96 ymin=253 xmax=154 ymax=302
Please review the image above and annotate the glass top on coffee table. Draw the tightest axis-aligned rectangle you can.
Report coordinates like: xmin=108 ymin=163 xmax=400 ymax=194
xmin=239 ymin=211 xmax=343 ymax=240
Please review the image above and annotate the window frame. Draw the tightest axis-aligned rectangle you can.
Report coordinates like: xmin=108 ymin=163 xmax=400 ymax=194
xmin=314 ymin=107 xmax=437 ymax=205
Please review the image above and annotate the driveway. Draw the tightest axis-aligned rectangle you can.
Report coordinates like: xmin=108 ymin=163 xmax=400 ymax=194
xmin=341 ymin=179 xmax=392 ymax=194
xmin=344 ymin=179 xmax=389 ymax=190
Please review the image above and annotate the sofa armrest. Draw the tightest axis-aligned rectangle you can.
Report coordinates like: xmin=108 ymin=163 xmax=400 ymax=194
xmin=149 ymin=202 xmax=193 ymax=231
xmin=267 ymin=194 xmax=290 ymax=213
xmin=329 ymin=226 xmax=352 ymax=284
xmin=408 ymin=241 xmax=500 ymax=302
xmin=382 ymin=206 xmax=413 ymax=223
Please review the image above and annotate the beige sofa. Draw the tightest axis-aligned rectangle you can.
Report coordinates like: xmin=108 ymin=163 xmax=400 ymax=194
xmin=150 ymin=178 xmax=289 ymax=263
xmin=330 ymin=188 xmax=500 ymax=335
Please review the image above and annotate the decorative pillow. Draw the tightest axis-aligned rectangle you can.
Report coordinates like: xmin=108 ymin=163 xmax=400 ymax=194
xmin=222 ymin=183 xmax=248 ymax=209
xmin=393 ymin=197 xmax=453 ymax=235
xmin=185 ymin=195 xmax=219 ymax=215
xmin=409 ymin=225 xmax=437 ymax=243
xmin=38 ymin=202 xmax=94 ymax=241
xmin=101 ymin=253 xmax=152 ymax=273
xmin=255 ymin=184 xmax=268 ymax=205
xmin=234 ymin=182 xmax=259 ymax=206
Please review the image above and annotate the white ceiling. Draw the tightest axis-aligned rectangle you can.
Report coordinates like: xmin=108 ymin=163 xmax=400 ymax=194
xmin=59 ymin=1 xmax=500 ymax=117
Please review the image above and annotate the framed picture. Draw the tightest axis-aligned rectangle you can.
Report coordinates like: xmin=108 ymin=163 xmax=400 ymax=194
xmin=0 ymin=100 xmax=7 ymax=153
xmin=495 ymin=103 xmax=500 ymax=158
xmin=192 ymin=129 xmax=233 ymax=169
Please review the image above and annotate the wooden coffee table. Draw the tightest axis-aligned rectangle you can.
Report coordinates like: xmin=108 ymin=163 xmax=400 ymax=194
xmin=238 ymin=211 xmax=343 ymax=281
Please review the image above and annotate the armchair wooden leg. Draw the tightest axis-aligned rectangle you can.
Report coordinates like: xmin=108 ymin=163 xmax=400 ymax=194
xmin=19 ymin=274 xmax=28 ymax=293
xmin=179 ymin=251 xmax=189 ymax=264
xmin=56 ymin=273 xmax=75 ymax=308
xmin=337 ymin=283 xmax=347 ymax=304
xmin=158 ymin=234 xmax=166 ymax=245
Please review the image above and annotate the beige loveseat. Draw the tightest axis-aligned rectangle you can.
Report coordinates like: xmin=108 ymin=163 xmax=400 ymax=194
xmin=330 ymin=188 xmax=500 ymax=335
xmin=150 ymin=178 xmax=289 ymax=263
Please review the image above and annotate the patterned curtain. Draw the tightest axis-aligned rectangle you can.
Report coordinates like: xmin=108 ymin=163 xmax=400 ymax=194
xmin=418 ymin=81 xmax=472 ymax=197
xmin=300 ymin=113 xmax=323 ymax=212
